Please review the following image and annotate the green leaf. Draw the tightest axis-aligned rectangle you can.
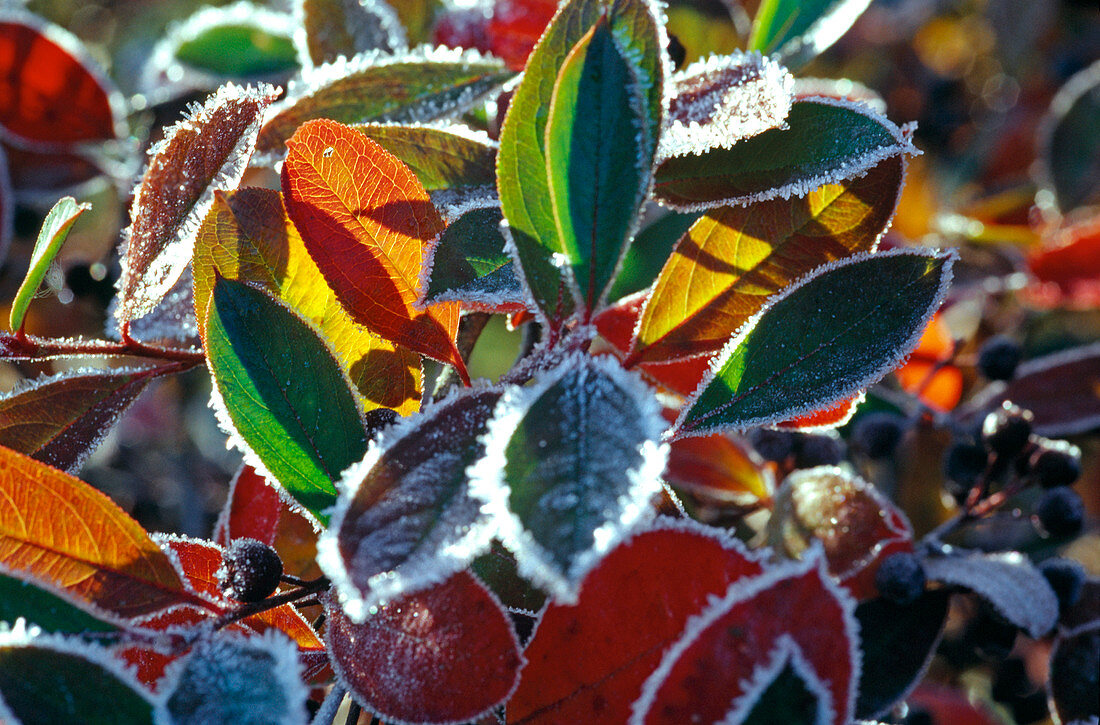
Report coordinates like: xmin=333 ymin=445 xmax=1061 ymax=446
xmin=1039 ymin=60 xmax=1100 ymax=213
xmin=175 ymin=22 xmax=298 ymax=78
xmin=748 ymin=0 xmax=873 ymax=69
xmin=742 ymin=660 xmax=823 ymax=725
xmin=653 ymin=99 xmax=914 ymax=211
xmin=205 ymin=276 xmax=368 ymax=524
xmin=9 ymin=196 xmax=89 ymax=332
xmin=0 ymin=568 xmax=119 ymax=634
xmin=423 ymin=206 xmax=526 ymax=311
xmin=674 ymin=248 xmax=955 ymax=437
xmin=355 ymin=123 xmax=496 ymax=190
xmin=608 ymin=211 xmax=700 ymax=301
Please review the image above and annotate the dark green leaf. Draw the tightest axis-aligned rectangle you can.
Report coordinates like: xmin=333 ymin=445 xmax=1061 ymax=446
xmin=0 ymin=569 xmax=119 ymax=634
xmin=355 ymin=123 xmax=496 ymax=190
xmin=423 ymin=206 xmax=525 ymax=311
xmin=608 ymin=210 xmax=700 ymax=301
xmin=1039 ymin=60 xmax=1100 ymax=213
xmin=675 ymin=249 xmax=955 ymax=436
xmin=748 ymin=0 xmax=873 ymax=68
xmin=742 ymin=661 xmax=822 ymax=725
xmin=205 ymin=277 xmax=368 ymax=524
xmin=175 ymin=23 xmax=298 ymax=78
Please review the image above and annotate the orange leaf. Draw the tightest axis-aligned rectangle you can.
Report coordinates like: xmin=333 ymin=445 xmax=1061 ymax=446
xmin=281 ymin=119 xmax=467 ymax=382
xmin=895 ymin=313 xmax=962 ymax=412
xmin=777 ymin=393 xmax=863 ymax=429
xmin=666 ymin=434 xmax=773 ymax=505
xmin=0 ymin=446 xmax=205 ymax=618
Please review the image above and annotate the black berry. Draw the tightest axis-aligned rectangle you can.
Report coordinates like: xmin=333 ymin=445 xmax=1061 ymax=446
xmin=749 ymin=428 xmax=796 ymax=463
xmin=981 ymin=403 xmax=1033 ymax=458
xmin=977 ymin=335 xmax=1022 ymax=381
xmin=1040 ymin=558 xmax=1086 ymax=618
xmin=793 ymin=433 xmax=846 ymax=468
xmin=943 ymin=441 xmax=988 ymax=488
xmin=1036 ymin=488 xmax=1085 ymax=538
xmin=852 ymin=412 xmax=906 ymax=459
xmin=219 ymin=538 xmax=283 ymax=603
xmin=1028 ymin=446 xmax=1081 ymax=488
xmin=364 ymin=407 xmax=398 ymax=440
xmin=874 ymin=551 xmax=926 ymax=605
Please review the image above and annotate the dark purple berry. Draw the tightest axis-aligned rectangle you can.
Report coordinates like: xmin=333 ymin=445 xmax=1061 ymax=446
xmin=977 ymin=335 xmax=1022 ymax=381
xmin=852 ymin=412 xmax=906 ymax=459
xmin=944 ymin=441 xmax=988 ymax=488
xmin=1039 ymin=557 xmax=1087 ymax=614
xmin=364 ymin=407 xmax=398 ymax=440
xmin=219 ymin=538 xmax=283 ymax=603
xmin=1036 ymin=488 xmax=1085 ymax=538
xmin=749 ymin=428 xmax=796 ymax=463
xmin=1029 ymin=446 xmax=1081 ymax=488
xmin=793 ymin=433 xmax=846 ymax=468
xmin=874 ymin=551 xmax=926 ymax=605
xmin=981 ymin=403 xmax=1033 ymax=458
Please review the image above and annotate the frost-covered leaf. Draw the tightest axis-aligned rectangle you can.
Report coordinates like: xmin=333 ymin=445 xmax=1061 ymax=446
xmin=0 ymin=566 xmax=121 ymax=635
xmin=1048 ymin=623 xmax=1099 ymax=725
xmin=356 ymin=122 xmax=496 ymax=190
xmin=281 ymin=118 xmax=468 ymax=380
xmin=256 ymin=46 xmax=513 ymax=160
xmin=921 ymin=551 xmax=1058 ymax=639
xmin=0 ymin=624 xmax=157 ymax=725
xmin=748 ymin=0 xmax=874 ymax=70
xmin=320 ymin=388 xmax=501 ymax=621
xmin=666 ymin=434 xmax=773 ymax=507
xmin=194 ymin=187 xmax=422 ymax=415
xmin=115 ymin=83 xmax=278 ymax=326
xmin=0 ymin=446 xmax=202 ymax=618
xmin=630 ymin=553 xmax=859 ymax=725
xmin=298 ymin=0 xmax=407 ymax=66
xmin=509 ymin=520 xmax=764 ymax=724
xmin=162 ymin=631 xmax=308 ymax=725
xmin=1037 ymin=59 xmax=1100 ymax=213
xmin=204 ymin=276 xmax=368 ymax=525
xmin=326 ymin=571 xmax=523 ymax=724
xmin=468 ymin=355 xmax=667 ymax=602
xmin=996 ymin=342 xmax=1100 ymax=437
xmin=766 ymin=466 xmax=914 ymax=601
xmin=0 ymin=367 xmax=158 ymax=473
xmin=214 ymin=465 xmax=283 ymax=547
xmin=854 ymin=591 xmax=950 ymax=719
xmin=630 ymin=155 xmax=905 ymax=365
xmin=653 ymin=98 xmax=916 ymax=212
xmin=115 ymin=266 xmax=201 ymax=345
xmin=9 ymin=196 xmax=90 ymax=333
xmin=778 ymin=392 xmax=865 ymax=430
xmin=659 ymin=52 xmax=793 ymax=160
xmin=674 ymin=248 xmax=955 ymax=437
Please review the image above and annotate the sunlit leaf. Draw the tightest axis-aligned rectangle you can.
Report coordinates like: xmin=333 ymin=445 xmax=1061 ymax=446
xmin=1028 ymin=216 xmax=1100 ymax=310
xmin=777 ymin=392 xmax=864 ymax=430
xmin=665 ymin=434 xmax=773 ymax=506
xmin=653 ymin=98 xmax=915 ymax=211
xmin=674 ymin=249 xmax=955 ymax=437
xmin=631 ymin=155 xmax=905 ymax=365
xmin=256 ymin=47 xmax=513 ymax=161
xmin=0 ymin=446 xmax=201 ymax=618
xmin=487 ymin=0 xmax=559 ymax=70
xmin=281 ymin=118 xmax=468 ymax=380
xmin=0 ymin=566 xmax=120 ymax=634
xmin=509 ymin=521 xmax=764 ymax=723
xmin=748 ymin=0 xmax=874 ymax=69
xmin=10 ymin=196 xmax=90 ymax=333
xmin=320 ymin=389 xmax=501 ymax=620
xmin=194 ymin=187 xmax=422 ymax=415
xmin=468 ymin=356 xmax=668 ymax=602
xmin=893 ymin=312 xmax=963 ymax=413
xmin=327 ymin=571 xmax=523 ymax=724
xmin=116 ymin=83 xmax=278 ymax=326
xmin=299 ymin=0 xmax=407 ymax=66
xmin=0 ymin=367 xmax=157 ymax=473
xmin=996 ymin=342 xmax=1100 ymax=437
xmin=1037 ymin=59 xmax=1100 ymax=213
xmin=355 ymin=122 xmax=496 ymax=190
xmin=608 ymin=210 xmax=699 ymax=302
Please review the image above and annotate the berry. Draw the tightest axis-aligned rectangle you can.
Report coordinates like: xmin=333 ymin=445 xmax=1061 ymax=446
xmin=364 ymin=407 xmax=398 ymax=440
xmin=219 ymin=538 xmax=283 ymax=603
xmin=1036 ymin=488 xmax=1085 ymax=538
xmin=1039 ymin=557 xmax=1086 ymax=614
xmin=943 ymin=441 xmax=988 ymax=488
xmin=981 ymin=403 xmax=1033 ymax=458
xmin=1029 ymin=446 xmax=1081 ymax=488
xmin=852 ymin=412 xmax=906 ymax=459
xmin=969 ymin=605 xmax=1018 ymax=661
xmin=874 ymin=551 xmax=926 ymax=605
xmin=977 ymin=335 xmax=1022 ymax=381
xmin=793 ymin=433 xmax=846 ymax=468
xmin=749 ymin=428 xmax=796 ymax=463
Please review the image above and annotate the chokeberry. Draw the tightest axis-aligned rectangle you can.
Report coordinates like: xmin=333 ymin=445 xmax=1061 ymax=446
xmin=1039 ymin=557 xmax=1086 ymax=614
xmin=1036 ymin=488 xmax=1085 ymax=538
xmin=1028 ymin=446 xmax=1081 ymax=488
xmin=749 ymin=428 xmax=796 ymax=463
xmin=852 ymin=412 xmax=906 ymax=459
xmin=981 ymin=403 xmax=1033 ymax=458
xmin=874 ymin=551 xmax=926 ymax=605
xmin=977 ymin=335 xmax=1022 ymax=381
xmin=219 ymin=538 xmax=283 ymax=603
xmin=793 ymin=433 xmax=845 ymax=468
xmin=364 ymin=407 xmax=398 ymax=440
xmin=943 ymin=441 xmax=988 ymax=488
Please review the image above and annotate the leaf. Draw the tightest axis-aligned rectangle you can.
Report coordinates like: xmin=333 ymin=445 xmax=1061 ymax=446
xmin=608 ymin=210 xmax=699 ymax=302
xmin=854 ymin=591 xmax=950 ymax=719
xmin=0 ymin=446 xmax=200 ymax=618
xmin=469 ymin=356 xmax=668 ymax=602
xmin=1028 ymin=216 xmax=1100 ymax=310
xmin=674 ymin=248 xmax=955 ymax=437
xmin=193 ymin=187 xmax=422 ymax=415
xmin=1037 ymin=59 xmax=1100 ymax=213
xmin=422 ymin=203 xmax=527 ymax=312
xmin=508 ymin=521 xmax=764 ymax=724
xmin=653 ymin=98 xmax=916 ymax=212
xmin=894 ymin=312 xmax=963 ymax=413
xmin=0 ymin=367 xmax=157 ymax=472
xmin=0 ymin=148 xmax=10 ymax=261
xmin=469 ymin=541 xmax=547 ymax=613
xmin=326 ymin=571 xmax=523 ymax=724
xmin=256 ymin=47 xmax=513 ymax=161
xmin=1048 ymin=623 xmax=1100 ymax=725
xmin=0 ymin=625 xmax=157 ymax=725
xmin=214 ymin=465 xmax=283 ymax=547
xmin=921 ymin=551 xmax=1058 ymax=639
xmin=9 ymin=196 xmax=90 ymax=333
xmin=665 ymin=434 xmax=773 ymax=506
xmin=204 ymin=276 xmax=369 ymax=525
xmin=115 ymin=83 xmax=278 ymax=326
xmin=281 ymin=118 xmax=468 ymax=380
xmin=748 ymin=0 xmax=874 ymax=69
xmin=0 ymin=566 xmax=120 ymax=634
xmin=355 ymin=122 xmax=497 ymax=190
xmin=319 ymin=388 xmax=502 ymax=620
xmin=162 ymin=631 xmax=308 ymax=725
xmin=741 ymin=658 xmax=826 ymax=725
xmin=777 ymin=392 xmax=864 ymax=430
xmin=486 ymin=0 xmax=560 ymax=71
xmin=299 ymin=0 xmax=407 ymax=66
xmin=630 ymin=155 xmax=905 ymax=365
xmin=631 ymin=554 xmax=859 ymax=725
xmin=997 ymin=342 xmax=1100 ymax=437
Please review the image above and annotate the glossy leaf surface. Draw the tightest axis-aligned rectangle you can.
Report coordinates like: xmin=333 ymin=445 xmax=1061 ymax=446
xmin=422 ymin=205 xmax=526 ymax=312
xmin=281 ymin=119 xmax=467 ymax=379
xmin=356 ymin=123 xmax=496 ymax=190
xmin=608 ymin=211 xmax=699 ymax=302
xmin=300 ymin=0 xmax=406 ymax=65
xmin=327 ymin=571 xmax=523 ymax=724
xmin=748 ymin=0 xmax=874 ymax=68
xmin=10 ymin=196 xmax=90 ymax=332
xmin=675 ymin=249 xmax=954 ymax=436
xmin=205 ymin=277 xmax=368 ymax=524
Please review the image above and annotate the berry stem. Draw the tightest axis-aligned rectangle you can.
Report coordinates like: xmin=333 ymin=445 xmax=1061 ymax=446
xmin=0 ymin=331 xmax=205 ymax=364
xmin=211 ymin=576 xmax=330 ymax=632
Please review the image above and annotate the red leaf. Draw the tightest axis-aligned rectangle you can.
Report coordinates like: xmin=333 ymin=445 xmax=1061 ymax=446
xmin=906 ymin=684 xmax=1001 ymax=725
xmin=1028 ymin=215 xmax=1100 ymax=308
xmin=894 ymin=313 xmax=962 ymax=412
xmin=633 ymin=555 xmax=858 ymax=725
xmin=327 ymin=570 xmax=522 ymax=724
xmin=665 ymin=434 xmax=773 ymax=506
xmin=777 ymin=393 xmax=863 ymax=430
xmin=487 ymin=0 xmax=559 ymax=71
xmin=508 ymin=521 xmax=765 ymax=724
xmin=118 ymin=606 xmax=213 ymax=689
xmin=281 ymin=119 xmax=467 ymax=382
xmin=214 ymin=465 xmax=282 ymax=547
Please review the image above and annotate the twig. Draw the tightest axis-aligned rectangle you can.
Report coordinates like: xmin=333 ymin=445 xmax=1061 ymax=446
xmin=0 ymin=331 xmax=205 ymax=364
xmin=211 ymin=577 xmax=330 ymax=632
